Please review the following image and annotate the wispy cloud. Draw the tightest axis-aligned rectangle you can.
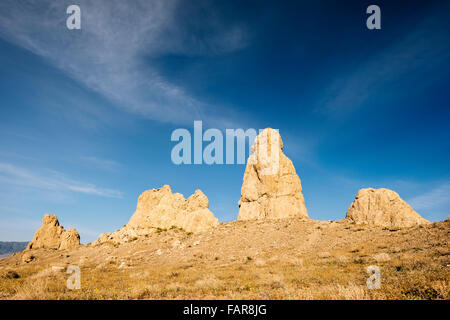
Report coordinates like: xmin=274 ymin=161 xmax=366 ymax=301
xmin=80 ymin=156 xmax=121 ymax=171
xmin=0 ymin=0 xmax=248 ymax=127
xmin=317 ymin=6 xmax=450 ymax=115
xmin=408 ymin=182 xmax=450 ymax=211
xmin=0 ymin=162 xmax=122 ymax=198
xmin=0 ymin=151 xmax=34 ymax=161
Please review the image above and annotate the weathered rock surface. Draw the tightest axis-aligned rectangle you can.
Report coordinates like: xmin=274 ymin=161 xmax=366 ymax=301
xmin=94 ymin=185 xmax=219 ymax=245
xmin=238 ymin=128 xmax=308 ymax=220
xmin=27 ymin=214 xmax=80 ymax=250
xmin=346 ymin=188 xmax=430 ymax=228
xmin=21 ymin=252 xmax=35 ymax=263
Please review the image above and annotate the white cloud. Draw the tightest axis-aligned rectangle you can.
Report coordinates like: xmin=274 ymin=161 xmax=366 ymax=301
xmin=0 ymin=0 xmax=248 ymax=127
xmin=0 ymin=162 xmax=122 ymax=198
xmin=408 ymin=182 xmax=450 ymax=211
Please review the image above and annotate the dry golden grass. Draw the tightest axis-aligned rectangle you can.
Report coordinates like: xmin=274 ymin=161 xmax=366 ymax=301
xmin=0 ymin=218 xmax=448 ymax=300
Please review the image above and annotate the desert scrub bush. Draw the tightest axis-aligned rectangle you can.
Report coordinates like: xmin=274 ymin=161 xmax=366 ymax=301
xmin=402 ymin=287 xmax=444 ymax=300
xmin=156 ymin=227 xmax=167 ymax=233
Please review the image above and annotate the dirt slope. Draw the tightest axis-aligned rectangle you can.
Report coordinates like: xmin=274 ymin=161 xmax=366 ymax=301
xmin=0 ymin=218 xmax=448 ymax=299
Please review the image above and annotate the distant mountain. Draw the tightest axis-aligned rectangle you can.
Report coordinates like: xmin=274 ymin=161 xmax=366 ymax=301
xmin=0 ymin=241 xmax=28 ymax=257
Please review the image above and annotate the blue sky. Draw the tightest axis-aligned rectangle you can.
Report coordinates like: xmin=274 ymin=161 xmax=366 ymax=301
xmin=0 ymin=0 xmax=449 ymax=242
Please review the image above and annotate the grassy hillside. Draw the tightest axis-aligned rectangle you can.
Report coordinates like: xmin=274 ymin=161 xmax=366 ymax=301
xmin=0 ymin=219 xmax=448 ymax=299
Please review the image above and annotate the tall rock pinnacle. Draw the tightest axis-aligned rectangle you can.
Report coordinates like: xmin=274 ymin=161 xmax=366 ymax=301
xmin=238 ymin=128 xmax=308 ymax=220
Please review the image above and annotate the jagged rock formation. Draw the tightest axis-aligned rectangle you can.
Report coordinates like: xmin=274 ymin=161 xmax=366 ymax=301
xmin=346 ymin=188 xmax=430 ymax=228
xmin=94 ymin=185 xmax=219 ymax=245
xmin=27 ymin=214 xmax=80 ymax=250
xmin=238 ymin=128 xmax=308 ymax=220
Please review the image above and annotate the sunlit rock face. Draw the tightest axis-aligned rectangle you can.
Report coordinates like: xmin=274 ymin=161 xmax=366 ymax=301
xmin=238 ymin=128 xmax=308 ymax=221
xmin=93 ymin=185 xmax=219 ymax=245
xmin=346 ymin=188 xmax=430 ymax=228
xmin=127 ymin=185 xmax=219 ymax=233
xmin=27 ymin=214 xmax=80 ymax=250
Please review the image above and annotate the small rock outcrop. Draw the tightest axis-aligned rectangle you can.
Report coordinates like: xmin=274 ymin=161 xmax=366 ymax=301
xmin=346 ymin=188 xmax=430 ymax=228
xmin=27 ymin=214 xmax=80 ymax=250
xmin=94 ymin=185 xmax=219 ymax=245
xmin=238 ymin=128 xmax=308 ymax=220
